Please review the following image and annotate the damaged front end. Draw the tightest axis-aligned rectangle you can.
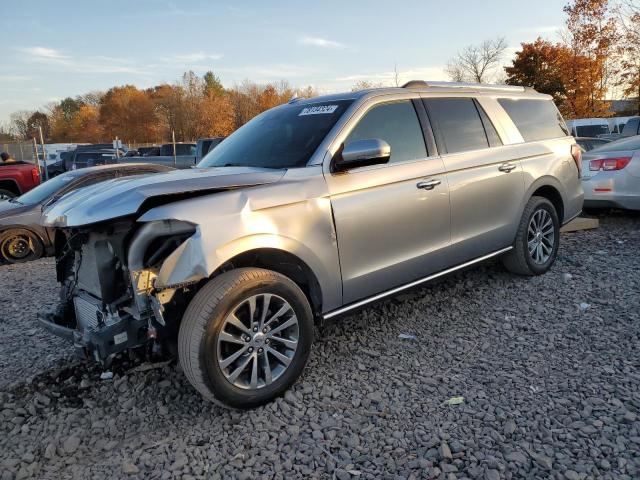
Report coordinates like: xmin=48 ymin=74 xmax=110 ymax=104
xmin=38 ymin=219 xmax=197 ymax=363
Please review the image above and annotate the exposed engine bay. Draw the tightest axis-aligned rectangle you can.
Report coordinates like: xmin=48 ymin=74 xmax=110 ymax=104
xmin=39 ymin=219 xmax=196 ymax=363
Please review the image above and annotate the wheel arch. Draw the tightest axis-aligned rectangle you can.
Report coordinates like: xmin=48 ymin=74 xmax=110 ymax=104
xmin=0 ymin=179 xmax=21 ymax=196
xmin=213 ymin=248 xmax=324 ymax=317
xmin=525 ymin=177 xmax=566 ymax=223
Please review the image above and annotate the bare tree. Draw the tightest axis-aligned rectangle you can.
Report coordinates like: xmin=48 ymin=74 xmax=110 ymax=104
xmin=393 ymin=63 xmax=400 ymax=87
xmin=445 ymin=37 xmax=508 ymax=83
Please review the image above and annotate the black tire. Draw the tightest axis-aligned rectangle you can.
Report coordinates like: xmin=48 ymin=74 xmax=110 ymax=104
xmin=0 ymin=189 xmax=16 ymax=200
xmin=178 ymin=268 xmax=314 ymax=408
xmin=502 ymin=196 xmax=560 ymax=276
xmin=0 ymin=229 xmax=44 ymax=263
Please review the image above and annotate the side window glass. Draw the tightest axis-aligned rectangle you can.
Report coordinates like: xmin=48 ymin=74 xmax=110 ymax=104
xmin=476 ymin=101 xmax=502 ymax=147
xmin=345 ymin=101 xmax=427 ymax=164
xmin=497 ymin=98 xmax=569 ymax=141
xmin=424 ymin=98 xmax=489 ymax=154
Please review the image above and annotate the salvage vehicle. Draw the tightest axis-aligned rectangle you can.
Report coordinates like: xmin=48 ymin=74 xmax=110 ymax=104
xmin=39 ymin=81 xmax=583 ymax=408
xmin=0 ymin=164 xmax=173 ymax=263
xmin=581 ymin=135 xmax=640 ymax=211
xmin=0 ymin=161 xmax=40 ymax=200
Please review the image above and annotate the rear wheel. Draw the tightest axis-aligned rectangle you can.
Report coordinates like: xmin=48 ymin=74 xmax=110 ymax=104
xmin=502 ymin=196 xmax=560 ymax=275
xmin=0 ymin=229 xmax=44 ymax=263
xmin=179 ymin=268 xmax=314 ymax=408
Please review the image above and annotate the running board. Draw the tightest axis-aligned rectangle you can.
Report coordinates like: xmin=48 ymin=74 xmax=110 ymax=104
xmin=323 ymin=246 xmax=513 ymax=320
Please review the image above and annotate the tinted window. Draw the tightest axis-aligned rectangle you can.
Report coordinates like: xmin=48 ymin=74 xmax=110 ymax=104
xmin=425 ymin=98 xmax=489 ymax=154
xmin=345 ymin=101 xmax=426 ymax=164
xmin=498 ymin=98 xmax=569 ymax=141
xmin=591 ymin=135 xmax=640 ymax=152
xmin=576 ymin=125 xmax=609 ymax=137
xmin=174 ymin=144 xmax=196 ymax=156
xmin=200 ymin=100 xmax=353 ymax=169
xmin=622 ymin=118 xmax=639 ymax=136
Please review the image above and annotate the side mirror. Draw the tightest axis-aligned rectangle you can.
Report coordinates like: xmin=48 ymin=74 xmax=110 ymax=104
xmin=333 ymin=138 xmax=391 ymax=172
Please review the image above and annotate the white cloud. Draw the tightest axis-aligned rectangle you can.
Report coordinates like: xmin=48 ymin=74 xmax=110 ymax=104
xmin=218 ymin=64 xmax=316 ymax=79
xmin=164 ymin=52 xmax=224 ymax=63
xmin=19 ymin=46 xmax=68 ymax=60
xmin=300 ymin=37 xmax=346 ymax=49
xmin=336 ymin=66 xmax=447 ymax=86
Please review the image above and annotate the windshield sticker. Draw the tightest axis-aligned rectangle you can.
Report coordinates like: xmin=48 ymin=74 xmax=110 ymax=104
xmin=299 ymin=105 xmax=339 ymax=116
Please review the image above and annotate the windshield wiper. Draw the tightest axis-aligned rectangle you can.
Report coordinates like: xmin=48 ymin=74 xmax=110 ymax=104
xmin=8 ymin=198 xmax=23 ymax=205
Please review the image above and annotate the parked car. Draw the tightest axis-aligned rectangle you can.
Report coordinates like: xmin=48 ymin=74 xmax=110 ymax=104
xmin=566 ymin=118 xmax=611 ymax=138
xmin=70 ymin=149 xmax=127 ymax=170
xmin=0 ymin=163 xmax=174 ymax=263
xmin=0 ymin=161 xmax=40 ymax=200
xmin=607 ymin=116 xmax=633 ymax=138
xmin=620 ymin=116 xmax=640 ymax=137
xmin=196 ymin=137 xmax=225 ymax=163
xmin=575 ymin=136 xmax=611 ymax=152
xmin=581 ymin=135 xmax=640 ymax=211
xmin=140 ymin=146 xmax=160 ymax=157
xmin=120 ymin=143 xmax=197 ymax=169
xmin=39 ymin=81 xmax=583 ymax=408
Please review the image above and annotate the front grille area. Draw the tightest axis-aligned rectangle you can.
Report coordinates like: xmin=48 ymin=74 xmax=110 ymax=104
xmin=73 ymin=294 xmax=101 ymax=332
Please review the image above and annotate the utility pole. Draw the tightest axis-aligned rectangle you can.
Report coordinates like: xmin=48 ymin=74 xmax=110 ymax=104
xmin=172 ymin=130 xmax=177 ymax=167
xmin=32 ymin=137 xmax=43 ymax=180
xmin=38 ymin=126 xmax=49 ymax=180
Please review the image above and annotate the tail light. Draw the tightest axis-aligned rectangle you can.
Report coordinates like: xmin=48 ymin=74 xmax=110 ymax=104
xmin=589 ymin=156 xmax=631 ymax=172
xmin=570 ymin=144 xmax=582 ymax=177
xmin=31 ymin=167 xmax=40 ymax=183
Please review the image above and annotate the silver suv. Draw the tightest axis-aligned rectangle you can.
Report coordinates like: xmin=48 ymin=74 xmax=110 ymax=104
xmin=40 ymin=81 xmax=583 ymax=408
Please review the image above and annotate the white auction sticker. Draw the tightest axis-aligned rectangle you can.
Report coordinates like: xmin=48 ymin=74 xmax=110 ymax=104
xmin=299 ymin=105 xmax=339 ymax=116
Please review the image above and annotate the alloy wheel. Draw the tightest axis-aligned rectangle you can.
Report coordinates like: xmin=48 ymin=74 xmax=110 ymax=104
xmin=216 ymin=293 xmax=299 ymax=390
xmin=527 ymin=209 xmax=555 ymax=264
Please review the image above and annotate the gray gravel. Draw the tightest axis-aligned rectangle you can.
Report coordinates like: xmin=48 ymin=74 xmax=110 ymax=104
xmin=1 ymin=212 xmax=639 ymax=479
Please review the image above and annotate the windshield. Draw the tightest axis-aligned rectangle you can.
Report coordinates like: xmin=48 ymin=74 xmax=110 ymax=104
xmin=576 ymin=125 xmax=609 ymax=137
xmin=591 ymin=135 xmax=640 ymax=152
xmin=16 ymin=173 xmax=76 ymax=205
xmin=199 ymin=100 xmax=353 ymax=169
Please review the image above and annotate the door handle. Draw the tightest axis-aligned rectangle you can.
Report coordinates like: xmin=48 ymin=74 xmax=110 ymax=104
xmin=416 ymin=179 xmax=441 ymax=190
xmin=498 ymin=163 xmax=517 ymax=173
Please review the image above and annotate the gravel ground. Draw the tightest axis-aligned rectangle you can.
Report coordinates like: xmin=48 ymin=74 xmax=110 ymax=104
xmin=1 ymin=212 xmax=639 ymax=480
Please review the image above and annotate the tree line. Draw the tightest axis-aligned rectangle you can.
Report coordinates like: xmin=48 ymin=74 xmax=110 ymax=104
xmin=6 ymin=72 xmax=318 ymax=144
xmin=3 ymin=0 xmax=639 ymax=144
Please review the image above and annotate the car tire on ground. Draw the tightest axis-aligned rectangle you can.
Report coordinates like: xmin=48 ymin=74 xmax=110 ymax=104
xmin=178 ymin=267 xmax=314 ymax=409
xmin=0 ymin=189 xmax=16 ymax=200
xmin=0 ymin=229 xmax=44 ymax=263
xmin=502 ymin=196 xmax=560 ymax=276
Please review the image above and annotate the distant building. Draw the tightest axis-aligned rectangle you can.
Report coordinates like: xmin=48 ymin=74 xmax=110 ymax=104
xmin=608 ymin=99 xmax=638 ymax=116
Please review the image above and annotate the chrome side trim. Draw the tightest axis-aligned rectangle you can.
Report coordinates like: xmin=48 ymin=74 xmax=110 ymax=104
xmin=323 ymin=246 xmax=513 ymax=320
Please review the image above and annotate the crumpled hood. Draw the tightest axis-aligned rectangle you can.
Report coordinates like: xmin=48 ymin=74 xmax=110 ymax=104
xmin=42 ymin=166 xmax=286 ymax=227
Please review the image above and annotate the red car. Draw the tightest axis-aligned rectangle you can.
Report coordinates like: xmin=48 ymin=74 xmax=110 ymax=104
xmin=0 ymin=161 xmax=41 ymax=200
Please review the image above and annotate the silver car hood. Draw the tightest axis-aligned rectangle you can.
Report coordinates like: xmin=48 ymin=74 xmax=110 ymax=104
xmin=42 ymin=166 xmax=286 ymax=227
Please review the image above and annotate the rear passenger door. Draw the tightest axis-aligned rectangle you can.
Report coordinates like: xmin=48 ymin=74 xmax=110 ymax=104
xmin=423 ymin=96 xmax=524 ymax=263
xmin=326 ymin=99 xmax=451 ymax=304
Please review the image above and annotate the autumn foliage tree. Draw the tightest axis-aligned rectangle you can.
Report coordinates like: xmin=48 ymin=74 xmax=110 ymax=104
xmin=99 ymin=85 xmax=158 ymax=143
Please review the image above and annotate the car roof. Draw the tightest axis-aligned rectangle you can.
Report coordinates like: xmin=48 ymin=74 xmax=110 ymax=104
xmin=289 ymin=80 xmax=550 ymax=107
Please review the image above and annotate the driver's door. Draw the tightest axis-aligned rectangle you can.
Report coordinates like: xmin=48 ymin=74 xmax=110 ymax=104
xmin=325 ymin=99 xmax=451 ymax=304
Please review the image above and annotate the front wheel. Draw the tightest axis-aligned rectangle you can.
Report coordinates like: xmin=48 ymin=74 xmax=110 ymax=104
xmin=179 ymin=268 xmax=314 ymax=408
xmin=502 ymin=196 xmax=560 ymax=276
xmin=0 ymin=229 xmax=44 ymax=263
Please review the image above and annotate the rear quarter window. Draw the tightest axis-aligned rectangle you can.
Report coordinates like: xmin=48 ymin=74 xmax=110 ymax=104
xmin=498 ymin=98 xmax=569 ymax=142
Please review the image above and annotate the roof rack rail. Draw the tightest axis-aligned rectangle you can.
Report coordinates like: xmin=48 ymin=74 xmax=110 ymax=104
xmin=401 ymin=80 xmax=526 ymax=92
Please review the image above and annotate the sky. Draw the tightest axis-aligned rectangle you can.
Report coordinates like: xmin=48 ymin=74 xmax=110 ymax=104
xmin=0 ymin=0 xmax=566 ymax=125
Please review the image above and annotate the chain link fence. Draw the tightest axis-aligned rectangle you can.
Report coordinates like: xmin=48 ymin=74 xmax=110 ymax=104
xmin=1 ymin=141 xmax=39 ymax=163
